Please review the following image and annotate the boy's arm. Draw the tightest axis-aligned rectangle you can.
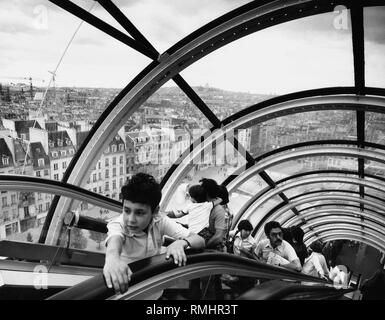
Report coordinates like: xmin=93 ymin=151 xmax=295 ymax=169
xmin=103 ymin=236 xmax=132 ymax=294
xmin=165 ymin=210 xmax=187 ymax=218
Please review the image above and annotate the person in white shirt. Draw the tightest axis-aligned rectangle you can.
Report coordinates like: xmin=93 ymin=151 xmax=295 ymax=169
xmin=103 ymin=173 xmax=205 ymax=294
xmin=230 ymin=220 xmax=256 ymax=257
xmin=302 ymin=247 xmax=328 ymax=279
xmin=309 ymin=240 xmax=329 ymax=276
xmin=167 ymin=184 xmax=222 ymax=234
xmin=254 ymin=221 xmax=302 ymax=272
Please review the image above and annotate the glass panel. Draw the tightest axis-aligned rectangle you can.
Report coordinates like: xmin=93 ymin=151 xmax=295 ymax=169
xmin=118 ymin=0 xmax=251 ymax=53
xmin=247 ymin=111 xmax=357 ymax=158
xmin=0 ymin=0 xmax=151 ymax=208
xmin=284 ymin=182 xmax=359 ymax=199
xmin=164 ymin=138 xmax=247 ymax=212
xmin=365 ymin=113 xmax=385 ymax=145
xmin=265 ymin=156 xmax=358 ymax=185
xmin=364 ymin=6 xmax=385 ymax=88
xmin=180 ymin=11 xmax=354 ymax=115
xmin=364 ymin=159 xmax=385 ymax=178
xmin=248 ymin=195 xmax=282 ymax=227
xmin=0 ymin=191 xmax=52 ymax=242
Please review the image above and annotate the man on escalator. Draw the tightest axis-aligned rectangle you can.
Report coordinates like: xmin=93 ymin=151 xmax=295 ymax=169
xmin=254 ymin=221 xmax=302 ymax=272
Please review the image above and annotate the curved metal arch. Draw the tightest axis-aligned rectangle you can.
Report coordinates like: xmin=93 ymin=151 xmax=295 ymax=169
xmin=0 ymin=175 xmax=121 ymax=212
xmin=301 ymin=219 xmax=385 ymax=238
xmin=278 ymin=203 xmax=383 ymax=227
xmin=303 ymin=225 xmax=385 ymax=247
xmin=282 ymin=208 xmax=385 ymax=229
xmin=305 ymin=233 xmax=385 ymax=253
xmin=227 ymin=146 xmax=385 ymax=193
xmin=289 ymin=189 xmax=385 ymax=204
xmin=234 ymin=175 xmax=385 ymax=226
xmin=253 ymin=194 xmax=385 ymax=240
xmin=46 ymin=0 xmax=385 ymax=243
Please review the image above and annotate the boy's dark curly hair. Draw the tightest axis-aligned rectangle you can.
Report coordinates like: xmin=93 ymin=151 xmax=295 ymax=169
xmin=121 ymin=173 xmax=161 ymax=212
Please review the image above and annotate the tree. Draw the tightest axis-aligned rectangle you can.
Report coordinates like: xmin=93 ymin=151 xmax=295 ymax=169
xmin=89 ymin=230 xmax=107 ymax=250
xmin=69 ymin=228 xmax=88 ymax=250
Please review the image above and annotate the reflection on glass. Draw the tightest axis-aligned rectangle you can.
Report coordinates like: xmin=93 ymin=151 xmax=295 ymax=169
xmin=63 ymin=202 xmax=120 ymax=253
xmin=0 ymin=191 xmax=52 ymax=242
xmin=164 ymin=137 xmax=247 ymax=211
xmin=364 ymin=6 xmax=385 ymax=88
xmin=364 ymin=159 xmax=385 ymax=178
xmin=247 ymin=111 xmax=357 ymax=158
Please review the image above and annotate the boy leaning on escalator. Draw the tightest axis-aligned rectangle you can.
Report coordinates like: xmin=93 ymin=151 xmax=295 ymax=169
xmin=102 ymin=173 xmax=205 ymax=294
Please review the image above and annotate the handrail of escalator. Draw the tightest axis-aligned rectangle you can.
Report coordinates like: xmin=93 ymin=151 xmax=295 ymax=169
xmin=237 ymin=279 xmax=353 ymax=300
xmin=46 ymin=250 xmax=331 ymax=300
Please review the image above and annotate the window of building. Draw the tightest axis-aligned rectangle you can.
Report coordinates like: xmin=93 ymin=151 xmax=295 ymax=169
xmin=62 ymin=161 xmax=67 ymax=169
xmin=112 ymin=157 xmax=116 ymax=166
xmin=119 ymin=144 xmax=124 ymax=152
xmin=58 ymin=139 xmax=63 ymax=147
xmin=119 ymin=156 xmax=123 ymax=165
xmin=105 ymin=146 xmax=110 ymax=153
xmin=52 ymin=151 xmax=58 ymax=158
xmin=105 ymin=169 xmax=109 ymax=179
xmin=38 ymin=193 xmax=42 ymax=200
xmin=120 ymin=167 xmax=123 ymax=175
xmin=5 ymin=222 xmax=18 ymax=237
xmin=66 ymin=139 xmax=72 ymax=146
xmin=54 ymin=174 xmax=59 ymax=180
xmin=105 ymin=158 xmax=109 ymax=167
xmin=38 ymin=158 xmax=45 ymax=167
xmin=93 ymin=173 xmax=97 ymax=182
xmin=119 ymin=178 xmax=123 ymax=188
xmin=112 ymin=145 xmax=117 ymax=153
xmin=2 ymin=157 xmax=9 ymax=166
xmin=2 ymin=197 xmax=8 ymax=207
xmin=99 ymin=186 xmax=102 ymax=193
xmin=112 ymin=168 xmax=116 ymax=177
xmin=60 ymin=150 xmax=66 ymax=156
xmin=105 ymin=181 xmax=109 ymax=191
xmin=69 ymin=149 xmax=74 ymax=155
xmin=46 ymin=203 xmax=50 ymax=211
xmin=93 ymin=188 xmax=97 ymax=193
xmin=11 ymin=194 xmax=16 ymax=204
xmin=98 ymin=172 xmax=102 ymax=180
xmin=24 ymin=206 xmax=30 ymax=218
xmin=98 ymin=161 xmax=101 ymax=169
xmin=53 ymin=163 xmax=58 ymax=170
xmin=44 ymin=169 xmax=49 ymax=176
xmin=112 ymin=180 xmax=116 ymax=190
xmin=38 ymin=204 xmax=43 ymax=213
xmin=49 ymin=141 xmax=54 ymax=148
xmin=36 ymin=170 xmax=41 ymax=177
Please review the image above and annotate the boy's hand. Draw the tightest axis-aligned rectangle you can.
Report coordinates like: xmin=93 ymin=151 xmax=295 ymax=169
xmin=165 ymin=239 xmax=188 ymax=267
xmin=103 ymin=256 xmax=132 ymax=294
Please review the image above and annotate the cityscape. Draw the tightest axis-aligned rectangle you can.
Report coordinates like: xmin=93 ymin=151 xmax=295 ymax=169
xmin=1 ymin=81 xmax=384 ymax=251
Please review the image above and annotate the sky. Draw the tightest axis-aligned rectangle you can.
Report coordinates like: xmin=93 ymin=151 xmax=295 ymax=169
xmin=0 ymin=0 xmax=384 ymax=95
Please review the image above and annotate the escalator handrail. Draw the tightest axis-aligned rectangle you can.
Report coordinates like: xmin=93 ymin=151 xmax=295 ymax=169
xmin=47 ymin=250 xmax=332 ymax=300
